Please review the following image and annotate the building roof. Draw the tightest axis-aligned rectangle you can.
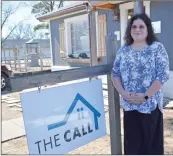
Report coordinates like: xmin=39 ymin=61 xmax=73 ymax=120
xmin=37 ymin=1 xmax=88 ymax=22
xmin=36 ymin=1 xmax=118 ymax=22
xmin=25 ymin=39 xmax=40 ymax=44
xmin=2 ymin=39 xmax=50 ymax=49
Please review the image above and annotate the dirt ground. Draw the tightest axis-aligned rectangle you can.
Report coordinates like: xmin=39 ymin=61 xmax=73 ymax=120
xmin=1 ymin=91 xmax=173 ymax=155
xmin=2 ymin=92 xmax=22 ymax=121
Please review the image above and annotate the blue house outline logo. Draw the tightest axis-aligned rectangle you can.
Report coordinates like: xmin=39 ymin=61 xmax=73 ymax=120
xmin=47 ymin=93 xmax=101 ymax=131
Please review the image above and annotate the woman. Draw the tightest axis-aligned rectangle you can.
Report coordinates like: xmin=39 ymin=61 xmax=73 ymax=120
xmin=111 ymin=13 xmax=169 ymax=155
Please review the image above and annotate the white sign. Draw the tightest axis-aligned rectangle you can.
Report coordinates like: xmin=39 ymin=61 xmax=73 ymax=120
xmin=20 ymin=79 xmax=106 ymax=154
xmin=114 ymin=31 xmax=120 ymax=41
xmin=152 ymin=21 xmax=161 ymax=34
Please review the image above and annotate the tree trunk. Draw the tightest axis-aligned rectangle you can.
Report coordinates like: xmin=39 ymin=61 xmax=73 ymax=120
xmin=50 ymin=1 xmax=54 ymax=11
xmin=58 ymin=0 xmax=63 ymax=9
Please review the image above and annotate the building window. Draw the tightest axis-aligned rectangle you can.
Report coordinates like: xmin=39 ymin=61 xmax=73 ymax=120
xmin=64 ymin=14 xmax=90 ymax=58
xmin=128 ymin=9 xmax=134 ymax=19
xmin=128 ymin=7 xmax=146 ymax=19
xmin=71 ymin=21 xmax=89 ymax=54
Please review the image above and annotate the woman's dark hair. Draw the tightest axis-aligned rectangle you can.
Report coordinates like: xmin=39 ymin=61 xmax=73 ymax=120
xmin=124 ymin=13 xmax=158 ymax=45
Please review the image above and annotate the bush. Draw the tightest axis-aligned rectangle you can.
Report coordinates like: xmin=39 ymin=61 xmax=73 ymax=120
xmin=78 ymin=53 xmax=88 ymax=58
xmin=68 ymin=54 xmax=75 ymax=58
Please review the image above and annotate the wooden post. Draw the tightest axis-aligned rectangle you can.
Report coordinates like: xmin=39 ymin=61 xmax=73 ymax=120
xmin=88 ymin=10 xmax=98 ymax=80
xmin=88 ymin=10 xmax=98 ymax=66
xmin=40 ymin=57 xmax=43 ymax=71
xmin=13 ymin=48 xmax=17 ymax=71
xmin=9 ymin=49 xmax=12 ymax=69
xmin=24 ymin=45 xmax=28 ymax=72
xmin=16 ymin=44 xmax=21 ymax=72
xmin=10 ymin=64 xmax=110 ymax=92
xmin=3 ymin=48 xmax=6 ymax=64
xmin=18 ymin=51 xmax=21 ymax=72
xmin=39 ymin=45 xmax=43 ymax=71
xmin=106 ymin=33 xmax=122 ymax=155
xmin=134 ymin=0 xmax=145 ymax=15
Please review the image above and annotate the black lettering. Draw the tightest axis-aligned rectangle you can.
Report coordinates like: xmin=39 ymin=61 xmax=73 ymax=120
xmin=88 ymin=123 xmax=93 ymax=133
xmin=35 ymin=140 xmax=42 ymax=154
xmin=43 ymin=137 xmax=53 ymax=152
xmin=54 ymin=134 xmax=61 ymax=147
xmin=73 ymin=127 xmax=81 ymax=140
xmin=64 ymin=130 xmax=71 ymax=142
xmin=82 ymin=125 xmax=87 ymax=135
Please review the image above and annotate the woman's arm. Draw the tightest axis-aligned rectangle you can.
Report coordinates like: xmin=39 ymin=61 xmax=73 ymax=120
xmin=111 ymin=48 xmax=134 ymax=100
xmin=111 ymin=48 xmax=124 ymax=95
xmin=146 ymin=43 xmax=169 ymax=97
xmin=133 ymin=43 xmax=169 ymax=101
xmin=111 ymin=76 xmax=138 ymax=101
xmin=129 ymin=80 xmax=163 ymax=102
xmin=145 ymin=80 xmax=163 ymax=98
xmin=111 ymin=76 xmax=125 ymax=96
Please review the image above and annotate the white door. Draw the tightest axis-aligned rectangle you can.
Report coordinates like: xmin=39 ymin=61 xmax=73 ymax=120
xmin=119 ymin=1 xmax=151 ymax=45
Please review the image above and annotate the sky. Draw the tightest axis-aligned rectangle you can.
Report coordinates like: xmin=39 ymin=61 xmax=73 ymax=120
xmin=2 ymin=1 xmax=77 ymax=38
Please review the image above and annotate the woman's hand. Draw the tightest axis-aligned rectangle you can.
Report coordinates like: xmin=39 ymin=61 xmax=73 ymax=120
xmin=127 ymin=99 xmax=145 ymax=104
xmin=121 ymin=91 xmax=132 ymax=100
xmin=122 ymin=92 xmax=146 ymax=104
xmin=128 ymin=93 xmax=146 ymax=104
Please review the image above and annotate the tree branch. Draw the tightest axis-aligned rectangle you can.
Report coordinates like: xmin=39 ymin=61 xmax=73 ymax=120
xmin=1 ymin=4 xmax=21 ymax=29
xmin=42 ymin=1 xmax=52 ymax=12
xmin=1 ymin=19 xmax=26 ymax=44
xmin=58 ymin=0 xmax=63 ymax=9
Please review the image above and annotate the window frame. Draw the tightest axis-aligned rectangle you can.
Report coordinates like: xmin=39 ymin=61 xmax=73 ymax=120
xmin=64 ymin=14 xmax=89 ymax=55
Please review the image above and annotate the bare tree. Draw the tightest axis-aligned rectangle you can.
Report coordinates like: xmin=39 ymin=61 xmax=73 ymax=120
xmin=30 ymin=1 xmax=64 ymax=32
xmin=31 ymin=1 xmax=56 ymax=16
xmin=25 ymin=1 xmax=64 ymax=16
xmin=1 ymin=2 xmax=26 ymax=44
xmin=9 ymin=23 xmax=36 ymax=40
xmin=58 ymin=0 xmax=64 ymax=9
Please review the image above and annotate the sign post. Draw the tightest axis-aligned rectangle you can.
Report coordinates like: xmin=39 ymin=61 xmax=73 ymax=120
xmin=106 ymin=34 xmax=122 ymax=155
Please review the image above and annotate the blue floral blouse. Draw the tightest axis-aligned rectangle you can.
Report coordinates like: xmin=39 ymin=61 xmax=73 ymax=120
xmin=112 ymin=41 xmax=169 ymax=114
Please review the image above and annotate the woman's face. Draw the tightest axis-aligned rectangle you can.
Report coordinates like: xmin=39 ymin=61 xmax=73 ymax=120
xmin=130 ymin=19 xmax=148 ymax=43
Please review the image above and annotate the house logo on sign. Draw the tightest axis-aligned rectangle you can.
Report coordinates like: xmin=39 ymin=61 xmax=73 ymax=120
xmin=34 ymin=93 xmax=103 ymax=154
xmin=47 ymin=93 xmax=101 ymax=131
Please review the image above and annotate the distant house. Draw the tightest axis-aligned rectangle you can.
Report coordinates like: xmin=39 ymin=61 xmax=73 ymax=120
xmin=37 ymin=1 xmax=173 ymax=98
xmin=2 ymin=39 xmax=51 ymax=60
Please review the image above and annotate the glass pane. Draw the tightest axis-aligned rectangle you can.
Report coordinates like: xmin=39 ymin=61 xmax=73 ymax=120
xmin=71 ymin=24 xmax=74 ymax=30
xmin=70 ymin=20 xmax=90 ymax=57
xmin=128 ymin=7 xmax=146 ymax=20
xmin=72 ymin=38 xmax=76 ymax=47
xmin=128 ymin=9 xmax=134 ymax=19
xmin=71 ymin=30 xmax=75 ymax=37
xmin=72 ymin=47 xmax=76 ymax=53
